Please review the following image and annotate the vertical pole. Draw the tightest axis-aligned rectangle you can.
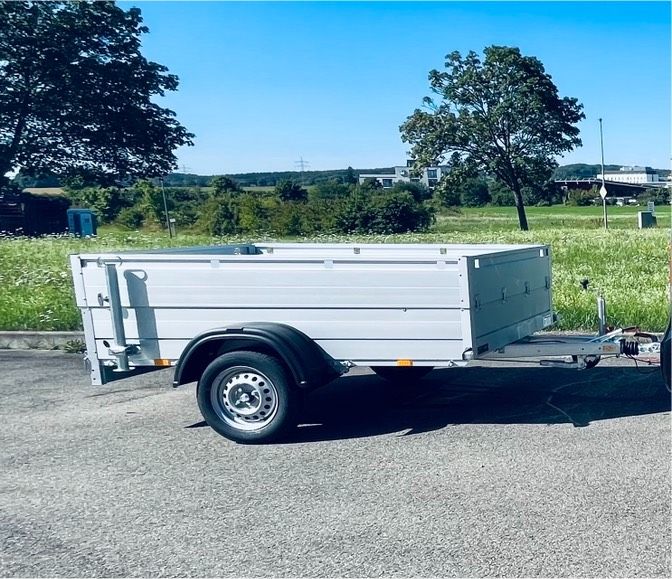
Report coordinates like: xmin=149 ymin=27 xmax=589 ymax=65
xmin=599 ymin=118 xmax=608 ymax=230
xmin=160 ymin=178 xmax=172 ymax=239
xmin=597 ymin=294 xmax=607 ymax=335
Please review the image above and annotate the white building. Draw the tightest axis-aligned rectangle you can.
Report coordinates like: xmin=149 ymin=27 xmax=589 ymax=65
xmin=359 ymin=161 xmax=449 ymax=189
xmin=597 ymin=166 xmax=661 ymax=184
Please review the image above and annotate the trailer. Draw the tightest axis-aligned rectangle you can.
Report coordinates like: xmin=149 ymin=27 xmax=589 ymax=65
xmin=70 ymin=242 xmax=670 ymax=443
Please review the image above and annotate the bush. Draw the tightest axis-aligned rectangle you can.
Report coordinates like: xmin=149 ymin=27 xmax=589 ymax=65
xmin=237 ymin=194 xmax=271 ymax=233
xmin=523 ymin=182 xmax=562 ymax=205
xmin=197 ymin=196 xmax=239 ymax=236
xmin=637 ymin=188 xmax=670 ymax=205
xmin=270 ymin=203 xmax=309 ymax=236
xmin=274 ymin=180 xmax=308 ymax=203
xmin=335 ymin=190 xmax=433 ymax=234
xmin=309 ymin=180 xmax=350 ymax=201
xmin=566 ymin=188 xmax=599 ymax=206
xmin=65 ymin=186 xmax=132 ymax=224
xmin=210 ymin=175 xmax=243 ymax=196
xmin=391 ymin=181 xmax=432 ymax=203
xmin=489 ymin=182 xmax=515 ymax=206
xmin=304 ymin=199 xmax=342 ymax=233
xmin=133 ymin=181 xmax=167 ymax=225
xmin=460 ymin=178 xmax=491 ymax=207
xmin=368 ymin=191 xmax=433 ymax=233
xmin=434 ymin=182 xmax=461 ymax=207
xmin=116 ymin=206 xmax=145 ymax=230
xmin=334 ymin=189 xmax=372 ymax=233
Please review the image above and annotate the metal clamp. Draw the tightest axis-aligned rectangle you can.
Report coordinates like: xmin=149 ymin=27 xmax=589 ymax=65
xmin=102 ymin=261 xmax=130 ymax=371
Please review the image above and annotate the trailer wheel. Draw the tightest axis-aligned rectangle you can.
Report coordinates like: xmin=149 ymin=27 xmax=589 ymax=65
xmin=371 ymin=366 xmax=433 ymax=385
xmin=197 ymin=351 xmax=298 ymax=444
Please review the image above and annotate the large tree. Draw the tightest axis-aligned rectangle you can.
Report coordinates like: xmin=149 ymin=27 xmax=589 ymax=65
xmin=0 ymin=1 xmax=193 ymax=185
xmin=400 ymin=46 xmax=584 ymax=230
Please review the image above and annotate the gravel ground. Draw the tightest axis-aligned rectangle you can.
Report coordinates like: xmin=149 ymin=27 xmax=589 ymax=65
xmin=0 ymin=350 xmax=670 ymax=578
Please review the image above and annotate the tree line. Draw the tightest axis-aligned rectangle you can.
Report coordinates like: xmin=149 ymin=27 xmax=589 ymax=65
xmin=2 ymin=2 xmax=622 ymax=232
xmin=19 ymin=162 xmax=668 ymax=191
xmin=64 ymin=177 xmax=434 ymax=236
xmin=65 ymin=171 xmax=668 ymax=237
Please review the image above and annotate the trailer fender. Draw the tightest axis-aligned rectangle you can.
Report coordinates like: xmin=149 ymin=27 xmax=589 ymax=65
xmin=173 ymin=322 xmax=346 ymax=390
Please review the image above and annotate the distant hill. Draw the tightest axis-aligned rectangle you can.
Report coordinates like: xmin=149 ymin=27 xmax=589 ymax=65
xmin=162 ymin=168 xmax=395 ymax=188
xmin=12 ymin=164 xmax=670 ymax=189
xmin=12 ymin=168 xmax=396 ymax=188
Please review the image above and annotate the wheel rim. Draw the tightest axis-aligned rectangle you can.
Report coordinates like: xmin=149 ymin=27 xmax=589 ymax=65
xmin=210 ymin=366 xmax=279 ymax=431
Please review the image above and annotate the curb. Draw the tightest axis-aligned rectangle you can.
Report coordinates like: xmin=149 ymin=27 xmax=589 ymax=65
xmin=0 ymin=331 xmax=85 ymax=351
xmin=0 ymin=330 xmax=664 ymax=352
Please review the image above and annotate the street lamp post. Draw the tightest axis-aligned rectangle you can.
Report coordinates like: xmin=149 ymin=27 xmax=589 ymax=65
xmin=160 ymin=177 xmax=173 ymax=239
xmin=599 ymin=118 xmax=608 ymax=230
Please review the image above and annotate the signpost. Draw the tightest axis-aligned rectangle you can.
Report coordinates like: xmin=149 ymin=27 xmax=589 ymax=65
xmin=599 ymin=119 xmax=608 ymax=230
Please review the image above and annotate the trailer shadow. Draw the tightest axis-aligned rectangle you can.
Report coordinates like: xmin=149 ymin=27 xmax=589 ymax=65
xmin=289 ymin=365 xmax=671 ymax=443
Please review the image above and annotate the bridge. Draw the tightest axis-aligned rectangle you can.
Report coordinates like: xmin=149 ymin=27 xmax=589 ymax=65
xmin=554 ymin=178 xmax=667 ymax=197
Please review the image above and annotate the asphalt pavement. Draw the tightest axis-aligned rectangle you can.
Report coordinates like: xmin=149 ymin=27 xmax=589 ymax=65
xmin=0 ymin=350 xmax=670 ymax=577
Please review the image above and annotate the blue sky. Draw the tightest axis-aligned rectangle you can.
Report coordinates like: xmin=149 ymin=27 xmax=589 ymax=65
xmin=128 ymin=1 xmax=671 ymax=175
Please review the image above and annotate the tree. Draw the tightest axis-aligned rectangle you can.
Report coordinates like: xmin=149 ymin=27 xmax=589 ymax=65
xmin=210 ymin=175 xmax=242 ymax=196
xmin=0 ymin=1 xmax=193 ymax=185
xmin=367 ymin=191 xmax=433 ymax=234
xmin=197 ymin=196 xmax=239 ymax=236
xmin=400 ymin=46 xmax=584 ymax=230
xmin=391 ymin=181 xmax=432 ymax=203
xmin=458 ymin=178 xmax=491 ymax=207
xmin=134 ymin=180 xmax=166 ymax=224
xmin=65 ymin=185 xmax=132 ymax=224
xmin=637 ymin=188 xmax=670 ymax=205
xmin=344 ymin=166 xmax=358 ymax=185
xmin=335 ymin=187 xmax=434 ymax=234
xmin=310 ymin=180 xmax=350 ymax=201
xmin=566 ymin=187 xmax=599 ymax=206
xmin=274 ymin=180 xmax=308 ymax=203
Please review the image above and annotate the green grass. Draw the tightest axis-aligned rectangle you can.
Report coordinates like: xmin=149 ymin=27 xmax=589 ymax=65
xmin=0 ymin=205 xmax=669 ymax=332
xmin=435 ymin=204 xmax=672 ymax=232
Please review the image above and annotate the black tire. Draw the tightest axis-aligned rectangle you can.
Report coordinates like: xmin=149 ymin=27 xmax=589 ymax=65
xmin=197 ymin=351 xmax=299 ymax=444
xmin=572 ymin=355 xmax=601 ymax=369
xmin=371 ymin=366 xmax=433 ymax=385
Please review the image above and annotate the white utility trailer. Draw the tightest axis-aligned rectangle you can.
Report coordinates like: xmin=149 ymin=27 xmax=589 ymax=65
xmin=70 ymin=242 xmax=667 ymax=443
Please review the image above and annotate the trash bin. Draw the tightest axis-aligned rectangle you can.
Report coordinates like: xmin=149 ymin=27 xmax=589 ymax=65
xmin=67 ymin=209 xmax=97 ymax=236
xmin=637 ymin=211 xmax=657 ymax=229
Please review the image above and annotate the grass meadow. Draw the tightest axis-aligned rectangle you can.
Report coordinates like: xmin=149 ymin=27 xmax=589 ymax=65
xmin=0 ymin=205 xmax=669 ymax=333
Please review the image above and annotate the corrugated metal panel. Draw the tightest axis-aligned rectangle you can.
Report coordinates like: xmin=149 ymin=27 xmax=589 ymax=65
xmin=80 ymin=261 xmax=463 ymax=309
xmin=89 ymin=307 xmax=463 ymax=341
xmin=77 ymin=243 xmax=552 ymax=367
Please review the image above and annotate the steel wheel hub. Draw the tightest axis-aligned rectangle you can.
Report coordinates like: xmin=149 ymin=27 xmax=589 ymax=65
xmin=227 ymin=377 xmax=263 ymax=416
xmin=212 ymin=367 xmax=279 ymax=431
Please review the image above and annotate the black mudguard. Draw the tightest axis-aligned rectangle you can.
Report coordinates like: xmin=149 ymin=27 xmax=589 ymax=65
xmin=661 ymin=319 xmax=671 ymax=391
xmin=173 ymin=322 xmax=346 ymax=390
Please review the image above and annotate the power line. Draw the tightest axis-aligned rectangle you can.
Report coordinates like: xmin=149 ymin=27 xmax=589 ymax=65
xmin=295 ymin=156 xmax=310 ymax=186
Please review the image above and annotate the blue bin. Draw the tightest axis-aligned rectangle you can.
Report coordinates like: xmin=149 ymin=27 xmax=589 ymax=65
xmin=67 ymin=209 xmax=97 ymax=236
